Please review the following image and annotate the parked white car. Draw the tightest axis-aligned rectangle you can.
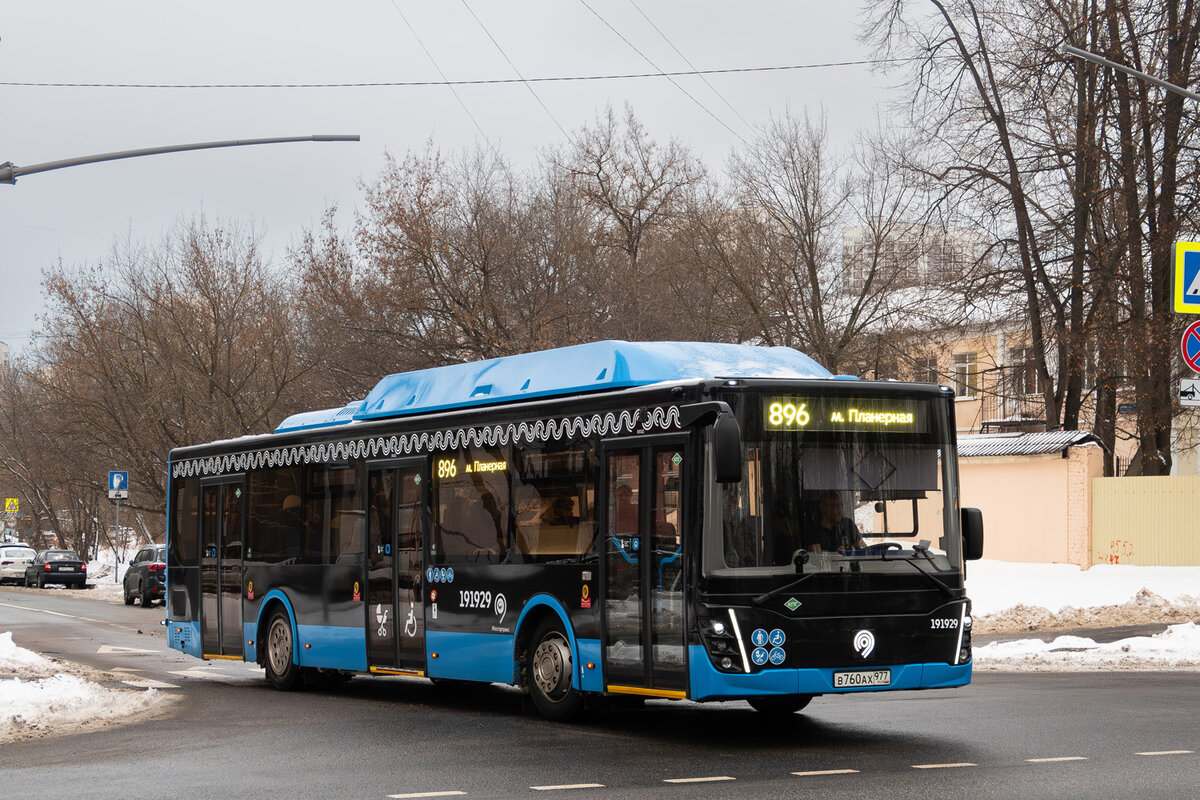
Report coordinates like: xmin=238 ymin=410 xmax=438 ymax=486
xmin=0 ymin=544 xmax=36 ymax=584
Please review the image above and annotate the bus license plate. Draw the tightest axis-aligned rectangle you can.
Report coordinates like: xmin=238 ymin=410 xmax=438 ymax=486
xmin=833 ymin=669 xmax=891 ymax=688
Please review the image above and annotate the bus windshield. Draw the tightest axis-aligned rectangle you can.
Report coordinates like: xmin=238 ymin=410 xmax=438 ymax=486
xmin=704 ymin=389 xmax=962 ymax=578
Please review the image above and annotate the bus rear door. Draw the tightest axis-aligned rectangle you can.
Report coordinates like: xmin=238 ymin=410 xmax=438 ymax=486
xmin=366 ymin=461 xmax=427 ymax=673
xmin=602 ymin=439 xmax=688 ymax=699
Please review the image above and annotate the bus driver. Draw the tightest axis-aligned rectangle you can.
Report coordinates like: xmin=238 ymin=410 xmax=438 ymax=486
xmin=804 ymin=491 xmax=867 ymax=553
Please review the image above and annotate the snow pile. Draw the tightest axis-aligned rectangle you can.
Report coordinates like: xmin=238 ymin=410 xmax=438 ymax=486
xmin=967 ymin=561 xmax=1199 ymax=618
xmin=966 ymin=560 xmax=1200 ymax=671
xmin=0 ymin=631 xmax=174 ymax=743
xmin=975 ymin=622 xmax=1200 ymax=671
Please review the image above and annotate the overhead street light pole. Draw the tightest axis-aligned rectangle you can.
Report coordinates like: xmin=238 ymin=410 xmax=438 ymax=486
xmin=1059 ymin=44 xmax=1200 ymax=103
xmin=0 ymin=134 xmax=360 ymax=185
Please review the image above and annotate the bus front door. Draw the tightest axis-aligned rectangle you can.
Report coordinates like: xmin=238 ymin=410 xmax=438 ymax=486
xmin=602 ymin=441 xmax=687 ymax=698
xmin=199 ymin=478 xmax=245 ymax=658
xmin=366 ymin=461 xmax=427 ymax=673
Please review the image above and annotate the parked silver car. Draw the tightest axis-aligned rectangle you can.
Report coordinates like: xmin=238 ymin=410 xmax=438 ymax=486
xmin=0 ymin=544 xmax=36 ymax=584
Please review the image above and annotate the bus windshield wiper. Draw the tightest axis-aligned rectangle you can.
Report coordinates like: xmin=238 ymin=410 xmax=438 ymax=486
xmin=896 ymin=554 xmax=957 ymax=600
xmin=752 ymin=567 xmax=821 ymax=607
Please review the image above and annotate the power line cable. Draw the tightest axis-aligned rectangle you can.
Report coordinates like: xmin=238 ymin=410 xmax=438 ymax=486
xmin=460 ymin=0 xmax=573 ymax=143
xmin=576 ymin=0 xmax=747 ymax=144
xmin=386 ymin=0 xmax=490 ymax=144
xmin=0 ymin=58 xmax=916 ymax=89
xmin=627 ymin=0 xmax=754 ymax=135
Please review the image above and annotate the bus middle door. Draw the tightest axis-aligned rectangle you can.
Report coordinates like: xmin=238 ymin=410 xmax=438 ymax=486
xmin=366 ymin=461 xmax=427 ymax=673
xmin=199 ymin=477 xmax=245 ymax=659
xmin=601 ymin=439 xmax=688 ymax=699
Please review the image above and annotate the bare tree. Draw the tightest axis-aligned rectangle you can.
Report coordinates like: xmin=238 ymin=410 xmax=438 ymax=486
xmin=864 ymin=0 xmax=1200 ymax=474
xmin=35 ymin=216 xmax=308 ymax=518
xmin=551 ymin=105 xmax=707 ymax=340
xmin=724 ymin=111 xmax=941 ymax=374
xmin=0 ymin=359 xmax=106 ymax=554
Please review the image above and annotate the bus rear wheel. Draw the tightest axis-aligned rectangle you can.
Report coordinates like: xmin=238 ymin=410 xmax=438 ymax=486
xmin=265 ymin=609 xmax=303 ymax=691
xmin=748 ymin=694 xmax=813 ymax=715
xmin=527 ymin=619 xmax=582 ymax=721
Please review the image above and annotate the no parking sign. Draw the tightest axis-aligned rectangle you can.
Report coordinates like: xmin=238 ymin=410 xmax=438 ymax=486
xmin=1183 ymin=320 xmax=1200 ymax=373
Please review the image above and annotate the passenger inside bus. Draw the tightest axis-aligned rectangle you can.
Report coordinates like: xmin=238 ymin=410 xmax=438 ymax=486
xmin=613 ymin=483 xmax=637 ymax=534
xmin=443 ymin=495 xmax=505 ymax=561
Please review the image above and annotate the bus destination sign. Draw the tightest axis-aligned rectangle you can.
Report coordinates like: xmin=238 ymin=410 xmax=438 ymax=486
xmin=763 ymin=397 xmax=926 ymax=433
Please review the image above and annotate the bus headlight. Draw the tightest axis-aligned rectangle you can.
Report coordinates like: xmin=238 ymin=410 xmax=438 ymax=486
xmin=698 ymin=616 xmax=742 ymax=672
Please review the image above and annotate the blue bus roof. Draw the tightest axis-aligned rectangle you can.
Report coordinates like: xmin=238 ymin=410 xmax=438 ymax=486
xmin=274 ymin=340 xmax=830 ymax=433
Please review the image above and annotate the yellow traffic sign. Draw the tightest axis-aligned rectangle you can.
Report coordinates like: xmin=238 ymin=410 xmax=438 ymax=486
xmin=1175 ymin=241 xmax=1200 ymax=313
xmin=4 ymin=498 xmax=17 ymax=513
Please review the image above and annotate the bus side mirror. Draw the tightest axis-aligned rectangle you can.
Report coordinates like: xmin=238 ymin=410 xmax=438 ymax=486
xmin=678 ymin=401 xmax=742 ymax=484
xmin=713 ymin=412 xmax=742 ymax=484
xmin=961 ymin=507 xmax=984 ymax=561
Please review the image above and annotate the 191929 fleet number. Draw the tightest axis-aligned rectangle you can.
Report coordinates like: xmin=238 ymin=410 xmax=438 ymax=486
xmin=460 ymin=590 xmax=492 ymax=609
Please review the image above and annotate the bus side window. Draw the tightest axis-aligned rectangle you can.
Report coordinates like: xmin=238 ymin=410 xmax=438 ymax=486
xmin=435 ymin=444 xmax=510 ymax=563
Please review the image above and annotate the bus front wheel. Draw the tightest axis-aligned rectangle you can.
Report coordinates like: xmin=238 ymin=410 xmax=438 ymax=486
xmin=527 ymin=618 xmax=582 ymax=721
xmin=265 ymin=609 xmax=303 ymax=691
xmin=748 ymin=694 xmax=813 ymax=715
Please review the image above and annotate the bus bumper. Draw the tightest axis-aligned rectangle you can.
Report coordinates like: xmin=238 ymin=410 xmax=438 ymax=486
xmin=166 ymin=619 xmax=203 ymax=658
xmin=687 ymin=645 xmax=971 ymax=701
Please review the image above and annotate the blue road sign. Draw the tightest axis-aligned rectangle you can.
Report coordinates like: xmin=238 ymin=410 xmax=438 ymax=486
xmin=1175 ymin=242 xmax=1200 ymax=314
xmin=108 ymin=471 xmax=129 ymax=499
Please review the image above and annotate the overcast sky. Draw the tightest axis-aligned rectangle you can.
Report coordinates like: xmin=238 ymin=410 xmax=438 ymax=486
xmin=0 ymin=1 xmax=897 ymax=354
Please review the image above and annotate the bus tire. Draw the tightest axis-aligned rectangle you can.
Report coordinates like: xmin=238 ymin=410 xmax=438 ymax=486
xmin=264 ymin=609 xmax=303 ymax=691
xmin=527 ymin=618 xmax=582 ymax=722
xmin=747 ymin=694 xmax=813 ymax=715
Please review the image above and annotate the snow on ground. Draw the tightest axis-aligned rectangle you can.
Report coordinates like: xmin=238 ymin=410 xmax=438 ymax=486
xmin=968 ymin=559 xmax=1200 ymax=671
xmin=0 ymin=632 xmax=176 ymax=743
xmin=1 ymin=555 xmax=1198 ymax=743
xmin=1 ymin=548 xmax=179 ymax=744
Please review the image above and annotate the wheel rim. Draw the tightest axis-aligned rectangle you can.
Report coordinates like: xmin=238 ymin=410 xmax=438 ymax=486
xmin=267 ymin=617 xmax=292 ymax=676
xmin=532 ymin=632 xmax=571 ymax=702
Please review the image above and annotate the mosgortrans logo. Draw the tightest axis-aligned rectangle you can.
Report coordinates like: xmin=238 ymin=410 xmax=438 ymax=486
xmin=853 ymin=629 xmax=876 ymax=658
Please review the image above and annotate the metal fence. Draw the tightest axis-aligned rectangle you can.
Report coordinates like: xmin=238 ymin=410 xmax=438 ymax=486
xmin=1092 ymin=476 xmax=1200 ymax=566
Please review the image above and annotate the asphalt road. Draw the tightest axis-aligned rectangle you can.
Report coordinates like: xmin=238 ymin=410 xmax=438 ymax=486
xmin=1 ymin=585 xmax=1196 ymax=799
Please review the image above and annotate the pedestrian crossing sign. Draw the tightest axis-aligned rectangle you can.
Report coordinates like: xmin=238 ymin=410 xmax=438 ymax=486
xmin=4 ymin=498 xmax=16 ymax=513
xmin=1175 ymin=241 xmax=1200 ymax=314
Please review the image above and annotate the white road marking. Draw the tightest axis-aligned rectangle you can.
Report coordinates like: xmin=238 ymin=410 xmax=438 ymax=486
xmin=792 ymin=769 xmax=860 ymax=776
xmin=386 ymin=792 xmax=467 ymax=798
xmin=98 ymin=644 xmax=159 ymax=654
xmin=662 ymin=776 xmax=735 ymax=783
xmin=1136 ymin=750 xmax=1193 ymax=756
xmin=0 ymin=600 xmax=105 ymax=623
xmin=1027 ymin=757 xmax=1088 ymax=763
xmin=166 ymin=666 xmax=259 ymax=684
xmin=911 ymin=763 xmax=976 ymax=769
xmin=530 ymin=784 xmax=605 ymax=791
xmin=122 ymin=678 xmax=180 ymax=689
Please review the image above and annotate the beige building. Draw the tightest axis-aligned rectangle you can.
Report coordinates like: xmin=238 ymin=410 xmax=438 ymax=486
xmin=957 ymin=431 xmax=1103 ymax=567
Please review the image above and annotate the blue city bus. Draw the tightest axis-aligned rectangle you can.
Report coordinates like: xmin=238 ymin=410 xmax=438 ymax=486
xmin=165 ymin=341 xmax=984 ymax=719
